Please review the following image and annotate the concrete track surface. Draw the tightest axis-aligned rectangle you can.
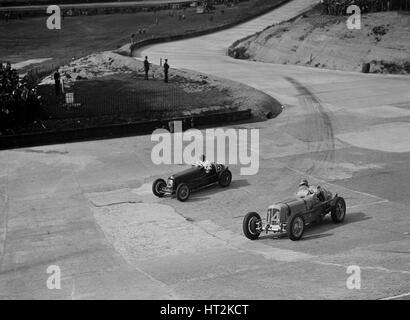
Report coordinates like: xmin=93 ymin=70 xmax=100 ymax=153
xmin=1 ymin=0 xmax=409 ymax=299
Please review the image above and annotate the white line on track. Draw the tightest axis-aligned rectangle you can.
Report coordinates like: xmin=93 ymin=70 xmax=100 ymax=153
xmin=380 ymin=292 xmax=410 ymax=300
xmin=347 ymin=200 xmax=389 ymax=210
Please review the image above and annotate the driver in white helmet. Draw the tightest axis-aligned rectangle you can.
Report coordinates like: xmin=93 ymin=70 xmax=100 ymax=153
xmin=296 ymin=179 xmax=322 ymax=208
xmin=296 ymin=179 xmax=321 ymax=198
xmin=297 ymin=178 xmax=332 ymax=205
xmin=195 ymin=154 xmax=213 ymax=173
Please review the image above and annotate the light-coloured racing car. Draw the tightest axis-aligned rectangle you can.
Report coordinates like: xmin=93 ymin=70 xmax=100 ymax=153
xmin=243 ymin=189 xmax=346 ymax=241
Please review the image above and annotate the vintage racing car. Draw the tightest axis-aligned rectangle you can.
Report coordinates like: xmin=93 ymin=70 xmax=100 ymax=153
xmin=152 ymin=163 xmax=232 ymax=202
xmin=243 ymin=188 xmax=346 ymax=241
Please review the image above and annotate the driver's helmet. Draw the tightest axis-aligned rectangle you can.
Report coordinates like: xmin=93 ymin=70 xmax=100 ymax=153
xmin=299 ymin=179 xmax=309 ymax=187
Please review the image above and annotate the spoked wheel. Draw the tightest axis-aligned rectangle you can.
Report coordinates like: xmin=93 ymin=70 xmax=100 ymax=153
xmin=287 ymin=214 xmax=305 ymax=241
xmin=176 ymin=183 xmax=190 ymax=202
xmin=331 ymin=197 xmax=346 ymax=223
xmin=218 ymin=170 xmax=232 ymax=188
xmin=243 ymin=212 xmax=262 ymax=240
xmin=152 ymin=179 xmax=166 ymax=197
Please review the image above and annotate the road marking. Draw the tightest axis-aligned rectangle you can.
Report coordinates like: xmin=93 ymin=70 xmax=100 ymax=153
xmin=347 ymin=200 xmax=389 ymax=210
xmin=380 ymin=292 xmax=410 ymax=300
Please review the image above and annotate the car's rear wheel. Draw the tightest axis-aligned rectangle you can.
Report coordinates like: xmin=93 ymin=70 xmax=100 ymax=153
xmin=218 ymin=169 xmax=232 ymax=187
xmin=331 ymin=197 xmax=346 ymax=223
xmin=152 ymin=179 xmax=166 ymax=197
xmin=176 ymin=183 xmax=190 ymax=202
xmin=243 ymin=212 xmax=261 ymax=240
xmin=287 ymin=214 xmax=305 ymax=241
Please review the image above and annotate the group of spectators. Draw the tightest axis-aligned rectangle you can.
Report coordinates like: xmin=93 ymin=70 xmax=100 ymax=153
xmin=143 ymin=56 xmax=169 ymax=83
xmin=322 ymin=0 xmax=410 ymax=15
xmin=0 ymin=62 xmax=42 ymax=134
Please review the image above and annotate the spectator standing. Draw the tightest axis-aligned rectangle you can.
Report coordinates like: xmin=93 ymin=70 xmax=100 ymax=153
xmin=53 ymin=70 xmax=61 ymax=95
xmin=144 ymin=56 xmax=150 ymax=80
xmin=5 ymin=61 xmax=11 ymax=74
xmin=163 ymin=59 xmax=169 ymax=83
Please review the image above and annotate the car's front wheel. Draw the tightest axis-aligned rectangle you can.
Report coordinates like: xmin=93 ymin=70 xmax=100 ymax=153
xmin=243 ymin=212 xmax=262 ymax=240
xmin=176 ymin=183 xmax=190 ymax=202
xmin=331 ymin=197 xmax=346 ymax=223
xmin=218 ymin=169 xmax=232 ymax=187
xmin=152 ymin=179 xmax=166 ymax=197
xmin=287 ymin=214 xmax=305 ymax=241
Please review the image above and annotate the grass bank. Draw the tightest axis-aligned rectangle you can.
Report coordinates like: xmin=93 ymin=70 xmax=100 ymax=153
xmin=228 ymin=4 xmax=410 ymax=74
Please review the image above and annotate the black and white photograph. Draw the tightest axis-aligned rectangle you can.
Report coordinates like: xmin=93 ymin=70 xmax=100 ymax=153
xmin=0 ymin=0 xmax=409 ymax=305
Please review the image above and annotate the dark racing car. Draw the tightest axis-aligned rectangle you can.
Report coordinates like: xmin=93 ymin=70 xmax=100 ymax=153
xmin=152 ymin=162 xmax=232 ymax=202
xmin=243 ymin=187 xmax=346 ymax=241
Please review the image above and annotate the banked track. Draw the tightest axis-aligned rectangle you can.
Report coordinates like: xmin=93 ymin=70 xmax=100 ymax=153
xmin=0 ymin=0 xmax=409 ymax=299
xmin=135 ymin=0 xmax=410 ymax=299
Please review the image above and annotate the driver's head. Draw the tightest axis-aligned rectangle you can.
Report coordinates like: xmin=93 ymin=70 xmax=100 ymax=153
xmin=299 ymin=179 xmax=309 ymax=187
xmin=200 ymin=154 xmax=206 ymax=162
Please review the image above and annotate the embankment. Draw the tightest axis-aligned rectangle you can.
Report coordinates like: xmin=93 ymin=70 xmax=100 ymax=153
xmin=228 ymin=7 xmax=410 ymax=74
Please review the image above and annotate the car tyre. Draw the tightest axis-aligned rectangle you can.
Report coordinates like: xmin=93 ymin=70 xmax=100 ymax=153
xmin=243 ymin=212 xmax=261 ymax=240
xmin=218 ymin=169 xmax=232 ymax=188
xmin=176 ymin=183 xmax=190 ymax=202
xmin=287 ymin=214 xmax=305 ymax=241
xmin=331 ymin=197 xmax=346 ymax=223
xmin=152 ymin=179 xmax=166 ymax=197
